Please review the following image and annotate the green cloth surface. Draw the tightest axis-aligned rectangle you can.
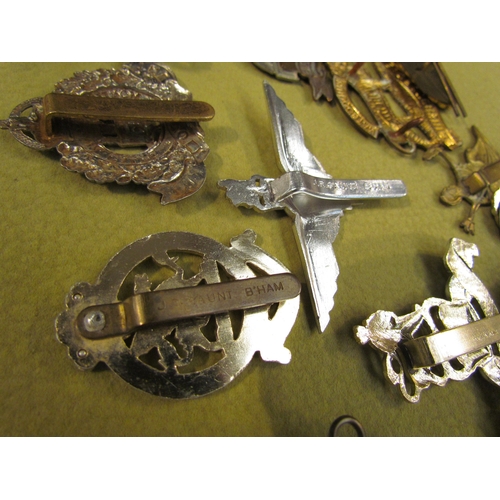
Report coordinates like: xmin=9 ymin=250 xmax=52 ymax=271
xmin=1 ymin=62 xmax=500 ymax=436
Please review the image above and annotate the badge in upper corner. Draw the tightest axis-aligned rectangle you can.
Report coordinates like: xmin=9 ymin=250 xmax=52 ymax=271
xmin=254 ymin=62 xmax=463 ymax=159
xmin=0 ymin=63 xmax=215 ymax=204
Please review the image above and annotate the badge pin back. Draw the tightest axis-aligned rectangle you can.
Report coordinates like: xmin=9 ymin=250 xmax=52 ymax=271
xmin=55 ymin=230 xmax=300 ymax=399
xmin=354 ymin=238 xmax=500 ymax=403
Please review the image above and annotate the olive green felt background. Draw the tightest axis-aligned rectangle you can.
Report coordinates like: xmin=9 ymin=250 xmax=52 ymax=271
xmin=1 ymin=62 xmax=500 ymax=437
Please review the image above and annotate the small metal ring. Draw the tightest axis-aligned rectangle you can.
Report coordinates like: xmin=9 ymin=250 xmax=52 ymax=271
xmin=329 ymin=415 xmax=366 ymax=437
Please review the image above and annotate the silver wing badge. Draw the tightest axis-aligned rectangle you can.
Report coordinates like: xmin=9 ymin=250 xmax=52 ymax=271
xmin=219 ymin=82 xmax=407 ymax=332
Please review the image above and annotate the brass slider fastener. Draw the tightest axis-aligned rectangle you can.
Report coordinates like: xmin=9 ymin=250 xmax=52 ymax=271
xmin=76 ymin=273 xmax=301 ymax=340
xmin=40 ymin=93 xmax=215 ymax=139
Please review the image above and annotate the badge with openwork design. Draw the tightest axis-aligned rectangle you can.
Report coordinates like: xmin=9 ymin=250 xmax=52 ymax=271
xmin=254 ymin=62 xmax=463 ymax=159
xmin=55 ymin=230 xmax=300 ymax=398
xmin=0 ymin=63 xmax=214 ymax=204
xmin=354 ymin=238 xmax=500 ymax=402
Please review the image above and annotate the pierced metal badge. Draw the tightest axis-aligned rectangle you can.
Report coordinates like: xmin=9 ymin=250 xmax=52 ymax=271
xmin=220 ymin=82 xmax=406 ymax=332
xmin=440 ymin=126 xmax=500 ymax=234
xmin=254 ymin=62 xmax=463 ymax=159
xmin=355 ymin=238 xmax=500 ymax=402
xmin=55 ymin=230 xmax=300 ymax=398
xmin=329 ymin=62 xmax=462 ymax=159
xmin=0 ymin=63 xmax=214 ymax=204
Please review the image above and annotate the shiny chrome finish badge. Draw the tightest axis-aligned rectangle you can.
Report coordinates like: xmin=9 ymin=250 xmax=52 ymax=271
xmin=355 ymin=238 xmax=500 ymax=403
xmin=219 ymin=82 xmax=406 ymax=332
xmin=55 ymin=230 xmax=300 ymax=398
xmin=0 ymin=63 xmax=214 ymax=204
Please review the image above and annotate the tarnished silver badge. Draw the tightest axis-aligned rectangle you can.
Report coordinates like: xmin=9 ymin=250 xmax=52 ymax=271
xmin=55 ymin=230 xmax=300 ymax=398
xmin=0 ymin=63 xmax=214 ymax=204
xmin=220 ymin=82 xmax=406 ymax=332
xmin=355 ymin=238 xmax=500 ymax=402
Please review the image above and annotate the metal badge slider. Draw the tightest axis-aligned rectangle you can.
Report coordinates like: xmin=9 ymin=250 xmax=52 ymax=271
xmin=0 ymin=63 xmax=215 ymax=204
xmin=17 ymin=93 xmax=214 ymax=146
xmin=401 ymin=314 xmax=500 ymax=368
xmin=77 ymin=273 xmax=300 ymax=340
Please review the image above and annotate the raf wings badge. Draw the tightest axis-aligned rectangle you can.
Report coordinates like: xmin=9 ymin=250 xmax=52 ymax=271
xmin=0 ymin=63 xmax=215 ymax=204
xmin=355 ymin=238 xmax=500 ymax=402
xmin=55 ymin=230 xmax=300 ymax=398
xmin=219 ymin=82 xmax=406 ymax=332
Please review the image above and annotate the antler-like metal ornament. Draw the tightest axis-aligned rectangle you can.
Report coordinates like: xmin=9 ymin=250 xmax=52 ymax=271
xmin=55 ymin=230 xmax=300 ymax=398
xmin=355 ymin=238 xmax=500 ymax=403
xmin=219 ymin=82 xmax=406 ymax=332
xmin=440 ymin=126 xmax=500 ymax=234
xmin=0 ymin=63 xmax=215 ymax=204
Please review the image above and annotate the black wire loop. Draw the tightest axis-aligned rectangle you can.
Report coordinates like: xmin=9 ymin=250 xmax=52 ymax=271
xmin=329 ymin=415 xmax=366 ymax=437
